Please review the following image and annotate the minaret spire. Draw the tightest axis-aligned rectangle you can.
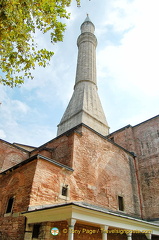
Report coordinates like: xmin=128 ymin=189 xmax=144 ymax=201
xmin=75 ymin=14 xmax=97 ymax=87
xmin=57 ymin=16 xmax=109 ymax=136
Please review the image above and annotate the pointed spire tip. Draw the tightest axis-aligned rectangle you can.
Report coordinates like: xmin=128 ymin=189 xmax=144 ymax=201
xmin=84 ymin=14 xmax=91 ymax=23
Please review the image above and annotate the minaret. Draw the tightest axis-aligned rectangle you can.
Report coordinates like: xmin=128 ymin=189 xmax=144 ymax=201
xmin=57 ymin=16 xmax=109 ymax=136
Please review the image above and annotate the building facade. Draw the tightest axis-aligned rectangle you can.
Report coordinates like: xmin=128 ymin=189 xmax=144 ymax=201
xmin=0 ymin=17 xmax=159 ymax=240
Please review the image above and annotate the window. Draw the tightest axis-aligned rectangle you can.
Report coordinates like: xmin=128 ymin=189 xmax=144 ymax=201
xmin=32 ymin=225 xmax=40 ymax=238
xmin=62 ymin=185 xmax=68 ymax=197
xmin=6 ymin=197 xmax=14 ymax=214
xmin=118 ymin=196 xmax=124 ymax=211
xmin=59 ymin=183 xmax=69 ymax=200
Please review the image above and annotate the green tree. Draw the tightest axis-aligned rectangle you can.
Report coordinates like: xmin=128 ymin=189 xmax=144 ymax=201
xmin=0 ymin=0 xmax=80 ymax=87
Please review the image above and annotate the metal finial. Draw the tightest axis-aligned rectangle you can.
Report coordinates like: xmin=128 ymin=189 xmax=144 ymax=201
xmin=84 ymin=14 xmax=91 ymax=23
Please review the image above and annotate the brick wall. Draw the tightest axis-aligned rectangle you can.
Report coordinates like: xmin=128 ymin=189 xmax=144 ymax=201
xmin=72 ymin=126 xmax=141 ymax=217
xmin=0 ymin=139 xmax=29 ymax=172
xmin=0 ymin=216 xmax=25 ymax=240
xmin=30 ymin=134 xmax=74 ymax=168
xmin=133 ymin=116 xmax=159 ymax=219
xmin=0 ymin=160 xmax=37 ymax=239
xmin=0 ymin=123 xmax=158 ymax=239
xmin=0 ymin=160 xmax=37 ymax=215
xmin=28 ymin=126 xmax=141 ymax=218
xmin=29 ymin=158 xmax=72 ymax=206
xmin=107 ymin=125 xmax=136 ymax=153
xmin=107 ymin=115 xmax=159 ymax=219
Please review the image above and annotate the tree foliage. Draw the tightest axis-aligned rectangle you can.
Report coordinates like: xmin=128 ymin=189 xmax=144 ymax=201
xmin=0 ymin=0 xmax=80 ymax=87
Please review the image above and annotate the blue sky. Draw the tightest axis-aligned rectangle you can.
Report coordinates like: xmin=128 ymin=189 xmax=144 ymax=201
xmin=0 ymin=0 xmax=159 ymax=147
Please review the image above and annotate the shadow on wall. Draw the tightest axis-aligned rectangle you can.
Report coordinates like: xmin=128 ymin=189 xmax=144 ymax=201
xmin=0 ymin=231 xmax=9 ymax=240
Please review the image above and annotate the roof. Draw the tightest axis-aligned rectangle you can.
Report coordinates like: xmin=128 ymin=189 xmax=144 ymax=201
xmin=13 ymin=142 xmax=36 ymax=151
xmin=31 ymin=123 xmax=135 ymax=157
xmin=0 ymin=123 xmax=135 ymax=174
xmin=0 ymin=138 xmax=29 ymax=153
xmin=108 ymin=114 xmax=159 ymax=136
xmin=25 ymin=201 xmax=140 ymax=219
xmin=22 ymin=201 xmax=159 ymax=229
xmin=0 ymin=154 xmax=73 ymax=175
xmin=133 ymin=114 xmax=159 ymax=128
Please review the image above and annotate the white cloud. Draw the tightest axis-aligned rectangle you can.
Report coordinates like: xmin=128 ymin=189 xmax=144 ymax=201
xmin=0 ymin=86 xmax=56 ymax=146
xmin=96 ymin=0 xmax=159 ymax=132
xmin=106 ymin=0 xmax=137 ymax=31
xmin=12 ymin=100 xmax=30 ymax=114
xmin=98 ymin=0 xmax=159 ymax=94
